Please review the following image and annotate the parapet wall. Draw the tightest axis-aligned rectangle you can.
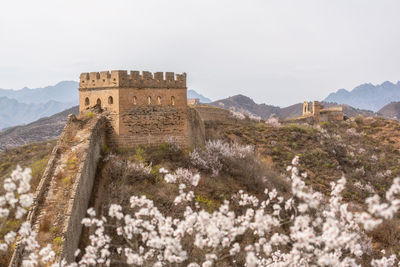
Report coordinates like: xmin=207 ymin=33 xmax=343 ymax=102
xmin=320 ymin=109 xmax=344 ymax=121
xmin=9 ymin=114 xmax=107 ymax=266
xmin=80 ymin=70 xmax=186 ymax=89
xmin=187 ymin=107 xmax=206 ymax=148
xmin=296 ymin=101 xmax=344 ymax=123
xmin=61 ymin=116 xmax=107 ymax=262
xmin=10 ymin=103 xmax=205 ymax=266
xmin=194 ymin=105 xmax=236 ymax=122
xmin=9 ymin=115 xmax=76 ymax=267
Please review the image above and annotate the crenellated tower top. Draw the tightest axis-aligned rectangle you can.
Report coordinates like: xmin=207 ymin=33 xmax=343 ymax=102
xmin=79 ymin=70 xmax=187 ymax=89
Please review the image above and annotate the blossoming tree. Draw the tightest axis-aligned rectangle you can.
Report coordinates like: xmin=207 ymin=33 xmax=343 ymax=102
xmin=1 ymin=142 xmax=400 ymax=266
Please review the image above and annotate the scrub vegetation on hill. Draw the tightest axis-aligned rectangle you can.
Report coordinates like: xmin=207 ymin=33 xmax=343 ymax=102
xmin=206 ymin=117 xmax=400 ymax=203
xmin=74 ymin=116 xmax=400 ymax=266
xmin=4 ymin=116 xmax=400 ymax=265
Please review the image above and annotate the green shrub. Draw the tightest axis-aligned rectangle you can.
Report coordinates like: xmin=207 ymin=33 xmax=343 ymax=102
xmin=62 ymin=176 xmax=71 ymax=186
xmin=53 ymin=237 xmax=63 ymax=246
xmin=86 ymin=112 xmax=95 ymax=119
xmin=135 ymin=147 xmax=146 ymax=162
xmin=195 ymin=194 xmax=214 ymax=211
xmin=66 ymin=158 xmax=77 ymax=170
xmin=101 ymin=144 xmax=110 ymax=154
xmin=50 ymin=226 xmax=57 ymax=234
xmin=0 ymin=162 xmax=10 ymax=172
xmin=320 ymin=121 xmax=332 ymax=128
xmin=29 ymin=156 xmax=49 ymax=185
xmin=355 ymin=117 xmax=363 ymax=125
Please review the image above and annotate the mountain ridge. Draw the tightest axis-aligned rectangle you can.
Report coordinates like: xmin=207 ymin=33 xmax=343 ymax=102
xmin=187 ymin=89 xmax=212 ymax=103
xmin=210 ymin=94 xmax=376 ymax=119
xmin=324 ymin=80 xmax=400 ymax=111
xmin=0 ymin=96 xmax=75 ymax=129
xmin=0 ymin=81 xmax=79 ymax=104
xmin=378 ymin=102 xmax=400 ymax=119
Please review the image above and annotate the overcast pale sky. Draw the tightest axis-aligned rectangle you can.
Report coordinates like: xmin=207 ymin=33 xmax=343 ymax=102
xmin=0 ymin=0 xmax=399 ymax=106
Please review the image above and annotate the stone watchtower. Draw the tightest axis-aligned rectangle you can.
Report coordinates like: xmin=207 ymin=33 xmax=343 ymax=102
xmin=79 ymin=70 xmax=189 ymax=147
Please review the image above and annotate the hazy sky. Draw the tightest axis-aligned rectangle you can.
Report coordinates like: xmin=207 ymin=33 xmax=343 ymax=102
xmin=1 ymin=0 xmax=399 ymax=106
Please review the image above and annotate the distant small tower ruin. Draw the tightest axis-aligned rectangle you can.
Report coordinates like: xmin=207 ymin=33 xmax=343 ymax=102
xmin=188 ymin=98 xmax=200 ymax=106
xmin=298 ymin=101 xmax=344 ymax=123
xmin=302 ymin=101 xmax=311 ymax=116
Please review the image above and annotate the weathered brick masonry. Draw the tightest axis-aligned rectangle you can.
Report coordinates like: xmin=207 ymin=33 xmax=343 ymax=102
xmin=10 ymin=70 xmax=207 ymax=266
xmin=79 ymin=70 xmax=189 ymax=147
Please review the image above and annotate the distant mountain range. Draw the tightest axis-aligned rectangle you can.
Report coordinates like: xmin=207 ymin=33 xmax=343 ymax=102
xmin=324 ymin=81 xmax=400 ymax=112
xmin=0 ymin=97 xmax=74 ymax=129
xmin=187 ymin=90 xmax=212 ymax=103
xmin=210 ymin=94 xmax=376 ymax=120
xmin=0 ymin=81 xmax=78 ymax=104
xmin=0 ymin=81 xmax=78 ymax=129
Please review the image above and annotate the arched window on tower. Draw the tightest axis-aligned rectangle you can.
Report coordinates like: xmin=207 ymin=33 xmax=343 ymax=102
xmin=108 ymin=96 xmax=113 ymax=105
xmin=97 ymin=98 xmax=101 ymax=107
xmin=133 ymin=96 xmax=137 ymax=105
xmin=147 ymin=96 xmax=152 ymax=105
xmin=85 ymin=97 xmax=90 ymax=106
xmin=170 ymin=96 xmax=175 ymax=106
xmin=157 ymin=96 xmax=161 ymax=105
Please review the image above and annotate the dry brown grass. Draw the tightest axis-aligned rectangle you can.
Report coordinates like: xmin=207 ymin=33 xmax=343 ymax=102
xmin=370 ymin=219 xmax=400 ymax=253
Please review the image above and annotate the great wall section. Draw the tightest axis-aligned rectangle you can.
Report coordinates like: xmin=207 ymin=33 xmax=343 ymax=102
xmin=8 ymin=70 xmax=345 ymax=265
xmin=9 ymin=70 xmax=212 ymax=266
xmin=10 ymin=113 xmax=108 ymax=265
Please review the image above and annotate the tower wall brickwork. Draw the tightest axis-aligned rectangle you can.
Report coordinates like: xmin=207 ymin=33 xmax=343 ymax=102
xmin=79 ymin=70 xmax=188 ymax=147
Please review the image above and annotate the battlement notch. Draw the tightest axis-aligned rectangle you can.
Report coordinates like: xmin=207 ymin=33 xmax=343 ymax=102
xmin=79 ymin=70 xmax=187 ymax=89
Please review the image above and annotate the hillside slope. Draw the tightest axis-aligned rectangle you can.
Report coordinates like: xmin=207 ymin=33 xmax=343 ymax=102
xmin=78 ymin=114 xmax=400 ymax=265
xmin=378 ymin=102 xmax=400 ymax=119
xmin=210 ymin=95 xmax=282 ymax=118
xmin=2 ymin=108 xmax=400 ymax=265
xmin=0 ymin=106 xmax=79 ymax=151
